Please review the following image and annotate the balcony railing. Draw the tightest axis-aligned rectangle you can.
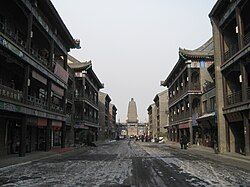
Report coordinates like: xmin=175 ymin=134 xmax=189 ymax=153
xmin=30 ymin=47 xmax=49 ymax=67
xmin=4 ymin=23 xmax=26 ymax=50
xmin=225 ymin=90 xmax=242 ymax=106
xmin=50 ymin=103 xmax=63 ymax=113
xmin=74 ymin=114 xmax=98 ymax=124
xmin=27 ymin=95 xmax=48 ymax=109
xmin=0 ymin=18 xmax=51 ymax=70
xmin=244 ymin=32 xmax=250 ymax=47
xmin=171 ymin=111 xmax=190 ymax=122
xmin=169 ymin=85 xmax=188 ymax=104
xmin=75 ymin=93 xmax=98 ymax=106
xmin=203 ymin=82 xmax=215 ymax=93
xmin=224 ymin=42 xmax=239 ymax=62
xmin=0 ymin=84 xmax=23 ymax=102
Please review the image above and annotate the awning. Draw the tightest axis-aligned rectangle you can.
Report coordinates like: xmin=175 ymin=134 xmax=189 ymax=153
xmin=196 ymin=112 xmax=215 ymax=121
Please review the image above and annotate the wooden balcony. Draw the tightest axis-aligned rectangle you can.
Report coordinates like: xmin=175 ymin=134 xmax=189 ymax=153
xmin=225 ymin=90 xmax=242 ymax=107
xmin=30 ymin=47 xmax=49 ymax=67
xmin=169 ymin=86 xmax=187 ymax=104
xmin=171 ymin=111 xmax=190 ymax=123
xmin=0 ymin=19 xmax=51 ymax=70
xmin=4 ymin=23 xmax=26 ymax=50
xmin=50 ymin=103 xmax=64 ymax=114
xmin=0 ymin=84 xmax=23 ymax=102
xmin=74 ymin=114 xmax=98 ymax=124
xmin=224 ymin=42 xmax=239 ymax=62
xmin=27 ymin=95 xmax=48 ymax=110
xmin=75 ymin=92 xmax=98 ymax=107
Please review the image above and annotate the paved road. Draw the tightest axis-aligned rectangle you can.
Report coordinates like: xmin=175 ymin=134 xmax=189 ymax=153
xmin=0 ymin=140 xmax=249 ymax=186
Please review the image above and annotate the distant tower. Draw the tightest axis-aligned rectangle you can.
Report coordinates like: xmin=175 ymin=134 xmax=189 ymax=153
xmin=127 ymin=98 xmax=138 ymax=123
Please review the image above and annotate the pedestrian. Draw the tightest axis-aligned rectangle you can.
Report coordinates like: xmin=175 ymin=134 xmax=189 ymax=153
xmin=182 ymin=134 xmax=188 ymax=149
xmin=180 ymin=134 xmax=188 ymax=149
xmin=180 ymin=134 xmax=184 ymax=149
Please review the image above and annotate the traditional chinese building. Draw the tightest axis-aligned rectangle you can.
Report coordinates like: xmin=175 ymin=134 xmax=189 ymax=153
xmin=99 ymin=92 xmax=111 ymax=140
xmin=196 ymin=63 xmax=217 ymax=148
xmin=68 ymin=55 xmax=103 ymax=144
xmin=209 ymin=0 xmax=250 ymax=155
xmin=109 ymin=103 xmax=117 ymax=139
xmin=147 ymin=104 xmax=155 ymax=138
xmin=161 ymin=39 xmax=214 ymax=144
xmin=0 ymin=0 xmax=78 ymax=157
xmin=153 ymin=90 xmax=169 ymax=138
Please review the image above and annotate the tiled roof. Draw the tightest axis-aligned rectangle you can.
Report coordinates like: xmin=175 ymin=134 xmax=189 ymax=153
xmin=179 ymin=38 xmax=214 ymax=58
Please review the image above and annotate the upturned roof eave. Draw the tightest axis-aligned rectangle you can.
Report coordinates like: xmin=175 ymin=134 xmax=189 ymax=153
xmin=45 ymin=0 xmax=77 ymax=49
xmin=209 ymin=0 xmax=224 ymax=18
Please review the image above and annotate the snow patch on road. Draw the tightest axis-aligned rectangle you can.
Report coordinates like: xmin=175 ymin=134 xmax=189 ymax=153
xmin=141 ymin=143 xmax=250 ymax=186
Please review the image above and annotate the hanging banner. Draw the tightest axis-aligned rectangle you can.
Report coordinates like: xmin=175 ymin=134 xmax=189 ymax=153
xmin=51 ymin=83 xmax=64 ymax=97
xmin=32 ymin=71 xmax=47 ymax=85
xmin=54 ymin=63 xmax=69 ymax=83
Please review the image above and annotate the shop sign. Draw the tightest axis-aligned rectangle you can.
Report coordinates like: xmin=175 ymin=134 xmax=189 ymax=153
xmin=179 ymin=123 xmax=189 ymax=129
xmin=0 ymin=36 xmax=24 ymax=58
xmin=0 ymin=101 xmax=21 ymax=113
xmin=74 ymin=123 xmax=89 ymax=129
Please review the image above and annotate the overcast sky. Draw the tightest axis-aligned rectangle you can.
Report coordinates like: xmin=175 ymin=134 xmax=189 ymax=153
xmin=52 ymin=0 xmax=217 ymax=123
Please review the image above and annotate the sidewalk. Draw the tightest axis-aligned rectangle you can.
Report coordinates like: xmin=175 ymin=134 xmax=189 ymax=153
xmin=164 ymin=140 xmax=250 ymax=164
xmin=0 ymin=147 xmax=77 ymax=170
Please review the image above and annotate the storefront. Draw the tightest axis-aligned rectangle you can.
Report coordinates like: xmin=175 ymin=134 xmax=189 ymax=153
xmin=179 ymin=123 xmax=190 ymax=142
xmin=37 ymin=118 xmax=47 ymax=151
xmin=226 ymin=112 xmax=246 ymax=155
xmin=52 ymin=121 xmax=62 ymax=147
xmin=26 ymin=117 xmax=39 ymax=153
xmin=74 ymin=123 xmax=89 ymax=144
xmin=196 ymin=112 xmax=217 ymax=148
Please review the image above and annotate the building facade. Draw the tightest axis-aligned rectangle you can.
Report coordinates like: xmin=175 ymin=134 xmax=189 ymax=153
xmin=68 ymin=56 xmax=103 ymax=144
xmin=161 ymin=39 xmax=214 ymax=144
xmin=0 ymin=0 xmax=78 ymax=157
xmin=99 ymin=92 xmax=111 ymax=140
xmin=196 ymin=63 xmax=217 ymax=148
xmin=209 ymin=0 xmax=250 ymax=155
xmin=109 ymin=103 xmax=117 ymax=139
xmin=153 ymin=90 xmax=169 ymax=138
xmin=147 ymin=103 xmax=157 ymax=138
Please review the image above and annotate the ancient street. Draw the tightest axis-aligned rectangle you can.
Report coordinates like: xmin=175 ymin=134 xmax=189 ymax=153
xmin=0 ymin=140 xmax=249 ymax=186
